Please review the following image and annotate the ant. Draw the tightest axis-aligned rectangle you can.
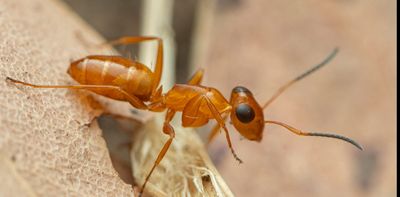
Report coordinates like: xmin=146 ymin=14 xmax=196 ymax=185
xmin=6 ymin=36 xmax=362 ymax=196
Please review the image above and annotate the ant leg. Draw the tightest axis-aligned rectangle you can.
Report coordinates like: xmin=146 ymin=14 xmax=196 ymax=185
xmin=6 ymin=77 xmax=148 ymax=110
xmin=140 ymin=109 xmax=176 ymax=196
xmin=187 ymin=68 xmax=204 ymax=85
xmin=104 ymin=36 xmax=161 ymax=48
xmin=207 ymin=115 xmax=228 ymax=145
xmin=148 ymin=87 xmax=166 ymax=112
xmin=103 ymin=36 xmax=164 ymax=94
xmin=204 ymin=96 xmax=242 ymax=163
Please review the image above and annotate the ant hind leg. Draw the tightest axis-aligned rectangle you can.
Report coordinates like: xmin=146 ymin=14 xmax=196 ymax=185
xmin=6 ymin=77 xmax=148 ymax=110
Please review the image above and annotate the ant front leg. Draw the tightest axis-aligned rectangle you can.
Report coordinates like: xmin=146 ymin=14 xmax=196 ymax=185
xmin=207 ymin=115 xmax=228 ymax=144
xmin=140 ymin=109 xmax=176 ymax=196
xmin=203 ymin=97 xmax=243 ymax=163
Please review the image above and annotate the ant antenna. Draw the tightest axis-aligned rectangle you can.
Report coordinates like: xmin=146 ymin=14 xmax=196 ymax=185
xmin=263 ymin=48 xmax=339 ymax=109
xmin=265 ymin=120 xmax=363 ymax=150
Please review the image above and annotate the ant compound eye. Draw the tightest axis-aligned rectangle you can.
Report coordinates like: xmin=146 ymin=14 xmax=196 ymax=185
xmin=232 ymin=86 xmax=250 ymax=93
xmin=235 ymin=103 xmax=255 ymax=123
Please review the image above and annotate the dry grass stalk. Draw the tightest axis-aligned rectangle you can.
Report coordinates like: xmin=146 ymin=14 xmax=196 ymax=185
xmin=131 ymin=116 xmax=234 ymax=197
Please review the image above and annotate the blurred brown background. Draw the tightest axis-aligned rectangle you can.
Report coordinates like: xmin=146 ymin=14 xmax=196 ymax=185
xmin=203 ymin=1 xmax=396 ymax=197
xmin=63 ymin=0 xmax=396 ymax=196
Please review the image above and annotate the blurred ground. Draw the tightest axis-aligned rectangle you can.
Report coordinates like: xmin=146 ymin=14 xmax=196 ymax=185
xmin=204 ymin=1 xmax=396 ymax=197
xmin=62 ymin=0 xmax=396 ymax=196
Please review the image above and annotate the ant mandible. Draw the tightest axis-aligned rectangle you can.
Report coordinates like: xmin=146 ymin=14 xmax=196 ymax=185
xmin=6 ymin=36 xmax=362 ymax=196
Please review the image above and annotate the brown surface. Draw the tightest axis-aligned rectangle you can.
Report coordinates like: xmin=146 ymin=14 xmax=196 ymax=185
xmin=204 ymin=1 xmax=396 ymax=197
xmin=0 ymin=0 xmax=134 ymax=196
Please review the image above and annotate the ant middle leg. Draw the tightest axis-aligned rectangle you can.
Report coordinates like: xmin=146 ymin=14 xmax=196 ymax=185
xmin=140 ymin=109 xmax=176 ymax=196
xmin=187 ymin=68 xmax=204 ymax=85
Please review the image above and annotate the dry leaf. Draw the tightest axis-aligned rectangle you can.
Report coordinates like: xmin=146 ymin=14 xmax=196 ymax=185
xmin=0 ymin=0 xmax=134 ymax=196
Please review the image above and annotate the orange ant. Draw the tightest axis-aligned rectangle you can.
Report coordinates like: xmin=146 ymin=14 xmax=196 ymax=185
xmin=6 ymin=36 xmax=362 ymax=196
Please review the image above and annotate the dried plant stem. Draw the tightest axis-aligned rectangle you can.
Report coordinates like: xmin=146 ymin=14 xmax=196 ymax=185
xmin=131 ymin=115 xmax=234 ymax=197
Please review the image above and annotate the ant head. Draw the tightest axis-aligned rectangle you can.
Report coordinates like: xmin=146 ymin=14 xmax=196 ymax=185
xmin=230 ymin=86 xmax=265 ymax=142
xmin=224 ymin=49 xmax=362 ymax=150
